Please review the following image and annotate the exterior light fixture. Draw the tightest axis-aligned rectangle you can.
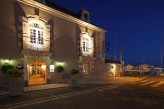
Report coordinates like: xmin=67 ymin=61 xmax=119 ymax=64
xmin=56 ymin=62 xmax=64 ymax=66
xmin=4 ymin=59 xmax=10 ymax=63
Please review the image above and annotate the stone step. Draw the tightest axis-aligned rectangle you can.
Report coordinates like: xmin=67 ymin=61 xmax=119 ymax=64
xmin=29 ymin=78 xmax=45 ymax=85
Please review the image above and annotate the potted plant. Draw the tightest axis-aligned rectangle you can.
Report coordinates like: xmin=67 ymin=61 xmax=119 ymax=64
xmin=1 ymin=63 xmax=13 ymax=75
xmin=55 ymin=66 xmax=64 ymax=73
xmin=70 ymin=69 xmax=79 ymax=88
xmin=54 ymin=66 xmax=65 ymax=82
xmin=7 ymin=68 xmax=24 ymax=96
xmin=1 ymin=63 xmax=13 ymax=85
xmin=1 ymin=63 xmax=24 ymax=96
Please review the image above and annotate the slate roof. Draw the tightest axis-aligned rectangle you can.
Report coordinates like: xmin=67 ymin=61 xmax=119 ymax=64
xmin=35 ymin=0 xmax=106 ymax=31
xmin=35 ymin=0 xmax=79 ymax=18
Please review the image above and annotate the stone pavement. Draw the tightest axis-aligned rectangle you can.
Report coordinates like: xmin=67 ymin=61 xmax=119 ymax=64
xmin=1 ymin=75 xmax=161 ymax=96
xmin=0 ymin=83 xmax=114 ymax=108
xmin=0 ymin=76 xmax=163 ymax=108
xmin=0 ymin=83 xmax=69 ymax=96
xmin=0 ymin=76 xmax=143 ymax=96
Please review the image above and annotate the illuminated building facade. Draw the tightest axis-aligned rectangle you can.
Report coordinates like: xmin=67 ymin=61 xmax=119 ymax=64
xmin=105 ymin=59 xmax=121 ymax=77
xmin=0 ymin=0 xmax=107 ymax=85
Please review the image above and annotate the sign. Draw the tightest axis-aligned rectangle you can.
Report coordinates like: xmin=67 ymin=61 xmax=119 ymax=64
xmin=50 ymin=65 xmax=54 ymax=72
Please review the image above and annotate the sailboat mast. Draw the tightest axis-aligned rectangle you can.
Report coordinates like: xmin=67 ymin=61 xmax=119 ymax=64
xmin=161 ymin=36 xmax=163 ymax=68
xmin=115 ymin=32 xmax=117 ymax=60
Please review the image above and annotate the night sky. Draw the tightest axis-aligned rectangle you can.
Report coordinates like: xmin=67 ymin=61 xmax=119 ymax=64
xmin=52 ymin=0 xmax=164 ymax=67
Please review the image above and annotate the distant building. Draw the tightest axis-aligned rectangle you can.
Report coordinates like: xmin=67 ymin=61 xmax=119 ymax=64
xmin=105 ymin=59 xmax=121 ymax=77
xmin=124 ymin=64 xmax=134 ymax=70
xmin=138 ymin=64 xmax=154 ymax=72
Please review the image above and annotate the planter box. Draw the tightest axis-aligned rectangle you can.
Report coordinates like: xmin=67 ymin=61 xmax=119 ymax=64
xmin=9 ymin=84 xmax=24 ymax=96
xmin=70 ymin=79 xmax=78 ymax=88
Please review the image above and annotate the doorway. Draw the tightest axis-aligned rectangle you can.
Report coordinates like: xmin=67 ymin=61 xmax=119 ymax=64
xmin=83 ymin=63 xmax=91 ymax=74
xmin=28 ymin=60 xmax=46 ymax=85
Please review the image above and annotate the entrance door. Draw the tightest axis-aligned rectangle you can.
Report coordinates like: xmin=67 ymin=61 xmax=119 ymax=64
xmin=83 ymin=63 xmax=91 ymax=74
xmin=28 ymin=61 xmax=46 ymax=85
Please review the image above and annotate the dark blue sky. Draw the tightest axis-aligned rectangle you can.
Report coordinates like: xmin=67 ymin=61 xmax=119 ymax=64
xmin=52 ymin=0 xmax=164 ymax=67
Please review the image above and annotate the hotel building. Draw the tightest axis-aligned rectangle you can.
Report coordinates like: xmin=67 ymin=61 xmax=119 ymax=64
xmin=0 ymin=0 xmax=107 ymax=85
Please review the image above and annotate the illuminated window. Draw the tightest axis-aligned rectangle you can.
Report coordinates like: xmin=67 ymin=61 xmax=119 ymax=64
xmin=22 ymin=15 xmax=50 ymax=52
xmin=80 ymin=33 xmax=94 ymax=56
xmin=29 ymin=23 xmax=44 ymax=50
xmin=82 ymin=39 xmax=89 ymax=52
xmin=30 ymin=23 xmax=44 ymax=45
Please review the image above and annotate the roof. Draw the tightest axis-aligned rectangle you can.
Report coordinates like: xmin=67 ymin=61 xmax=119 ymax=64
xmin=44 ymin=0 xmax=79 ymax=18
xmin=105 ymin=59 xmax=121 ymax=64
xmin=34 ymin=0 xmax=106 ymax=31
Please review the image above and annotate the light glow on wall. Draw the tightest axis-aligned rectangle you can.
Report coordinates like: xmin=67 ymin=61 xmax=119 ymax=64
xmin=56 ymin=62 xmax=64 ymax=66
xmin=110 ymin=64 xmax=116 ymax=72
xmin=22 ymin=15 xmax=50 ymax=52
xmin=4 ymin=59 xmax=10 ymax=63
xmin=109 ymin=64 xmax=116 ymax=77
xmin=41 ymin=65 xmax=46 ymax=71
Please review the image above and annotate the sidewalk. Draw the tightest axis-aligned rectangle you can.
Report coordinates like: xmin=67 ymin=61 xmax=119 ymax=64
xmin=0 ymin=76 xmax=161 ymax=108
xmin=0 ymin=78 xmax=96 ymax=96
xmin=0 ymin=76 xmax=151 ymax=96
xmin=0 ymin=76 xmax=143 ymax=96
xmin=0 ymin=83 xmax=69 ymax=96
xmin=0 ymin=82 xmax=114 ymax=108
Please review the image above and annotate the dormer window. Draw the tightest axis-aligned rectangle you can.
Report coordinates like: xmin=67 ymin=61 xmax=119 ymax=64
xmin=79 ymin=9 xmax=91 ymax=23
xmin=84 ymin=13 xmax=89 ymax=21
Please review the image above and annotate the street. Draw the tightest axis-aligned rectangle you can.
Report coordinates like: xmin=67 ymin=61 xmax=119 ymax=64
xmin=1 ymin=76 xmax=164 ymax=109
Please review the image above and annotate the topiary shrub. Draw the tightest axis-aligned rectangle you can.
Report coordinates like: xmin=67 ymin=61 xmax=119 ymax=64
xmin=55 ymin=66 xmax=64 ymax=73
xmin=1 ymin=63 xmax=13 ymax=75
xmin=7 ymin=68 xmax=24 ymax=78
xmin=70 ymin=69 xmax=79 ymax=75
xmin=70 ymin=69 xmax=79 ymax=88
xmin=7 ymin=68 xmax=24 ymax=84
xmin=70 ymin=69 xmax=79 ymax=78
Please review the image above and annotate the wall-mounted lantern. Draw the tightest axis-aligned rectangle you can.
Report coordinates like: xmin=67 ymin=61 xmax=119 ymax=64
xmin=56 ymin=62 xmax=64 ymax=66
xmin=4 ymin=59 xmax=10 ymax=64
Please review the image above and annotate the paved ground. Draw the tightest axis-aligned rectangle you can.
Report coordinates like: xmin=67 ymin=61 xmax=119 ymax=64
xmin=0 ymin=76 xmax=141 ymax=96
xmin=16 ymin=84 xmax=164 ymax=109
xmin=0 ymin=76 xmax=164 ymax=109
xmin=0 ymin=84 xmax=116 ymax=108
xmin=0 ymin=84 xmax=69 ymax=95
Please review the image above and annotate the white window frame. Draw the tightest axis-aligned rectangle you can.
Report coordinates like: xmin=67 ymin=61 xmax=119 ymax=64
xmin=82 ymin=37 xmax=89 ymax=53
xmin=29 ymin=24 xmax=44 ymax=51
xmin=80 ymin=32 xmax=94 ymax=56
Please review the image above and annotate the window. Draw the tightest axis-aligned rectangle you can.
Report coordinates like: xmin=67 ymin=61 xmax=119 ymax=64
xmin=30 ymin=25 xmax=43 ymax=45
xmin=22 ymin=15 xmax=50 ymax=52
xmin=80 ymin=33 xmax=94 ymax=56
xmin=84 ymin=13 xmax=89 ymax=21
xmin=30 ymin=29 xmax=36 ymax=44
xmin=38 ymin=31 xmax=43 ymax=44
xmin=82 ymin=40 xmax=89 ymax=52
xmin=29 ymin=23 xmax=44 ymax=50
